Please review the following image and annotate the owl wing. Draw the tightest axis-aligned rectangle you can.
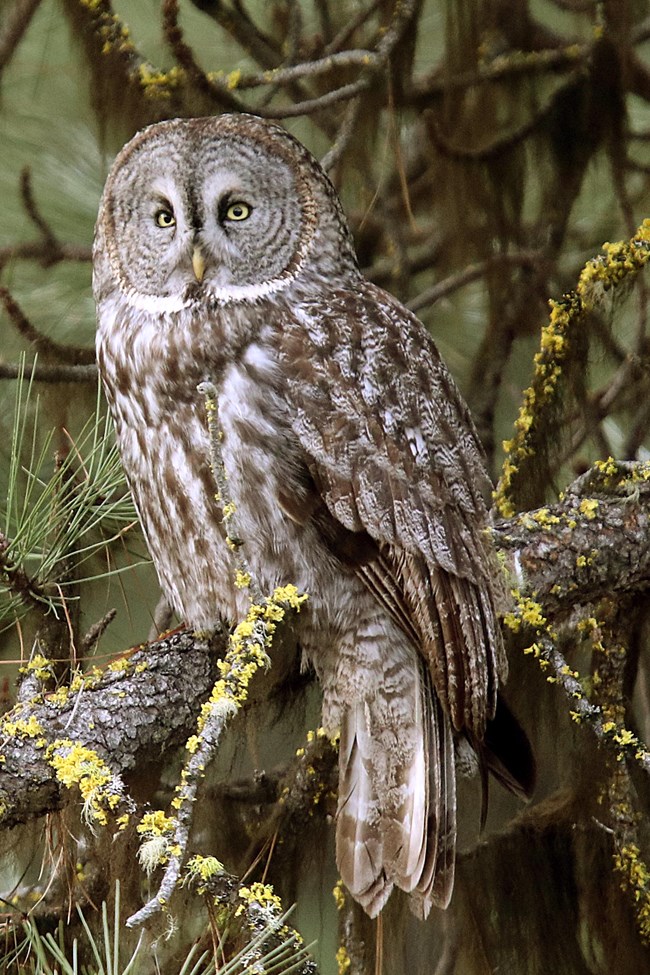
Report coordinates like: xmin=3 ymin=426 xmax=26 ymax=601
xmin=280 ymin=281 xmax=507 ymax=739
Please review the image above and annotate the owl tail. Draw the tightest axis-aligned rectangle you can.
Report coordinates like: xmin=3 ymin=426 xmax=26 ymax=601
xmin=336 ymin=660 xmax=456 ymax=919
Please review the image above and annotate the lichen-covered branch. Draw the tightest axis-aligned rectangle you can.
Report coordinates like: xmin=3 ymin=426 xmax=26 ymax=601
xmin=494 ymin=220 xmax=650 ymax=516
xmin=184 ymin=865 xmax=318 ymax=975
xmin=493 ymin=459 xmax=650 ymax=612
xmin=0 ymin=629 xmax=221 ymax=829
xmin=0 ymin=461 xmax=648 ymax=830
xmin=126 ymin=585 xmax=307 ymax=928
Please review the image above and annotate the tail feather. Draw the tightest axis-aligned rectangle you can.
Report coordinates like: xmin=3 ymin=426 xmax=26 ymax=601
xmin=335 ymin=656 xmax=457 ymax=919
xmin=336 ymin=703 xmax=394 ymax=916
xmin=413 ymin=676 xmax=457 ymax=918
xmin=482 ymin=693 xmax=537 ymax=801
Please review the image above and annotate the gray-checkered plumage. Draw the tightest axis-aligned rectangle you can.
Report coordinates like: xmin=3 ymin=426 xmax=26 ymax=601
xmin=94 ymin=114 xmax=515 ymax=918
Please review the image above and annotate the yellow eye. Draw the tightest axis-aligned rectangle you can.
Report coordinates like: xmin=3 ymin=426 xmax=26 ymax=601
xmin=225 ymin=202 xmax=250 ymax=221
xmin=155 ymin=209 xmax=176 ymax=228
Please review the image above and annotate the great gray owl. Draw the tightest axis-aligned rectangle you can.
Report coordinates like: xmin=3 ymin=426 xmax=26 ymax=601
xmin=94 ymin=113 xmax=531 ymax=919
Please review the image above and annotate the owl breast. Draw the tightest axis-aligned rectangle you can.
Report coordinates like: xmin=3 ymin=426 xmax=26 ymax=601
xmin=96 ymin=292 xmax=354 ymax=638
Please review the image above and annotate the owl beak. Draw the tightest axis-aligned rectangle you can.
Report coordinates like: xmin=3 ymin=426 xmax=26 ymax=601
xmin=192 ymin=247 xmax=206 ymax=283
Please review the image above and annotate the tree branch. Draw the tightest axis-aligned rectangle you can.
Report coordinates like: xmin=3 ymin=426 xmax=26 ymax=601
xmin=0 ymin=0 xmax=43 ymax=79
xmin=0 ymin=462 xmax=649 ymax=831
xmin=0 ymin=629 xmax=221 ymax=829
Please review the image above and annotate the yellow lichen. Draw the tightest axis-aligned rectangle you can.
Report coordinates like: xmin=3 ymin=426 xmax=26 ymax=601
xmin=137 ymin=63 xmax=184 ymax=98
xmin=186 ymin=854 xmax=224 ymax=882
xmin=332 ymin=879 xmax=346 ymax=911
xmin=237 ymin=882 xmax=282 ymax=915
xmin=234 ymin=569 xmax=251 ymax=589
xmin=336 ymin=945 xmax=351 ymax=974
xmin=2 ymin=714 xmax=44 ymax=740
xmin=204 ymin=586 xmax=308 ymax=711
xmin=20 ymin=654 xmax=55 ymax=682
xmin=47 ymin=740 xmax=117 ymax=826
xmin=107 ymin=657 xmax=131 ymax=673
xmin=503 ymin=592 xmax=548 ymax=633
xmin=594 ymin=456 xmax=619 ymax=480
xmin=47 ymin=686 xmax=70 ymax=706
xmin=614 ymin=843 xmax=650 ymax=943
xmin=137 ymin=810 xmax=176 ymax=837
xmin=579 ymin=498 xmax=599 ymax=519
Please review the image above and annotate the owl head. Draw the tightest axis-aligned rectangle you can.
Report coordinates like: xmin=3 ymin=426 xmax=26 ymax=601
xmin=94 ymin=114 xmax=359 ymax=312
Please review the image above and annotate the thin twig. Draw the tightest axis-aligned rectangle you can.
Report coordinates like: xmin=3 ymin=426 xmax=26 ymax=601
xmin=407 ymin=252 xmax=544 ymax=313
xmin=314 ymin=0 xmax=333 ymax=45
xmin=504 ymin=604 xmax=650 ymax=776
xmin=161 ymin=0 xmax=248 ymax=112
xmin=80 ymin=609 xmax=117 ymax=656
xmin=0 ymin=240 xmax=91 ymax=271
xmin=320 ymin=96 xmax=363 ymax=172
xmin=19 ymin=167 xmax=58 ymax=245
xmin=187 ymin=0 xmax=281 ymax=69
xmin=0 ymin=0 xmax=43 ymax=77
xmin=254 ymin=79 xmax=370 ymax=118
xmin=0 ymin=289 xmax=95 ymax=365
xmin=0 ymin=362 xmax=97 ymax=383
xmin=228 ymin=49 xmax=380 ymax=90
xmin=325 ymin=0 xmax=382 ymax=56
xmin=197 ymin=379 xmax=263 ymax=603
xmin=410 ymin=44 xmax=589 ymax=105
xmin=178 ymin=0 xmax=415 ymax=120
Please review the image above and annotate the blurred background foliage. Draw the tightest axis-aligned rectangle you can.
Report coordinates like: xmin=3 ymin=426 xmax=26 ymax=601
xmin=2 ymin=0 xmax=650 ymax=973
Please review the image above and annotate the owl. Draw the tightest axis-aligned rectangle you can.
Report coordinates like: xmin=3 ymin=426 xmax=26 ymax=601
xmin=94 ymin=114 xmax=531 ymax=919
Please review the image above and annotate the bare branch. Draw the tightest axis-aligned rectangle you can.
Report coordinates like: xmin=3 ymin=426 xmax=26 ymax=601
xmin=161 ymin=0 xmax=248 ymax=113
xmin=80 ymin=609 xmax=117 ymax=656
xmin=187 ymin=0 xmax=281 ymax=70
xmin=0 ymin=362 xmax=97 ymax=383
xmin=0 ymin=0 xmax=43 ymax=79
xmin=0 ymin=239 xmax=92 ymax=271
xmin=410 ymin=44 xmax=589 ymax=106
xmin=407 ymin=253 xmax=546 ymax=314
xmin=0 ymin=288 xmax=95 ymax=365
